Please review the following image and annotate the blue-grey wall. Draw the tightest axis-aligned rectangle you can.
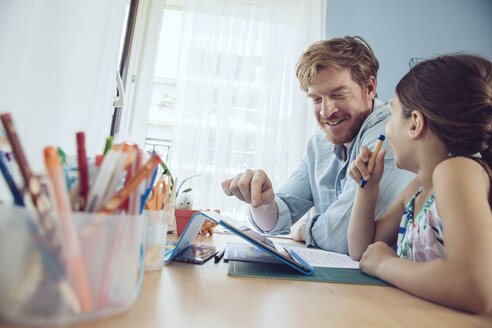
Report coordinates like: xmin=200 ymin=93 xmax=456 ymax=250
xmin=326 ymin=0 xmax=492 ymax=101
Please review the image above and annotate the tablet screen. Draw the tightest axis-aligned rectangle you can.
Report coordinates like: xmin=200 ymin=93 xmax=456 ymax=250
xmin=241 ymin=228 xmax=276 ymax=249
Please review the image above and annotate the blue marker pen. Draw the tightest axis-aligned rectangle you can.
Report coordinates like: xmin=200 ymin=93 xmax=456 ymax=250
xmin=139 ymin=151 xmax=159 ymax=214
xmin=0 ymin=150 xmax=24 ymax=206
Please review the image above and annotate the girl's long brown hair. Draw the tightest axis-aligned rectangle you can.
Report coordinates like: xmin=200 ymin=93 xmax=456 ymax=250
xmin=396 ymin=54 xmax=492 ymax=201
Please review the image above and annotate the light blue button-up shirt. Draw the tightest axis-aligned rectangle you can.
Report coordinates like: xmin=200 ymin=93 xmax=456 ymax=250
xmin=249 ymin=99 xmax=415 ymax=254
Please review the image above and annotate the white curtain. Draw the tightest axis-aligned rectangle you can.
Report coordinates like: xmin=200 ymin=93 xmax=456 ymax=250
xmin=0 ymin=0 xmax=127 ymax=172
xmin=169 ymin=0 xmax=325 ymax=222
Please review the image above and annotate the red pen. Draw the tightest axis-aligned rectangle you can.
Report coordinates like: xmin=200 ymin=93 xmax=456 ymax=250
xmin=76 ymin=132 xmax=89 ymax=211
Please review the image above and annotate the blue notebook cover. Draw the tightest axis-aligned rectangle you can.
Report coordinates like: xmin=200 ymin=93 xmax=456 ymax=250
xmin=163 ymin=213 xmax=206 ymax=263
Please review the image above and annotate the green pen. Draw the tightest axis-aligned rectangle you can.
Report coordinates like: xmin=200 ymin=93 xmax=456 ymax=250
xmin=103 ymin=136 xmax=113 ymax=155
xmin=57 ymin=147 xmax=67 ymax=165
xmin=57 ymin=146 xmax=72 ymax=191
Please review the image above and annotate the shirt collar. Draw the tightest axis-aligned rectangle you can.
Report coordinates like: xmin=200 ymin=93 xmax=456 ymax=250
xmin=333 ymin=144 xmax=347 ymax=161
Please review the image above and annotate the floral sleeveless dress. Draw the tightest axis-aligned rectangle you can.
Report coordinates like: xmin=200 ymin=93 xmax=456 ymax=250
xmin=396 ymin=188 xmax=447 ymax=261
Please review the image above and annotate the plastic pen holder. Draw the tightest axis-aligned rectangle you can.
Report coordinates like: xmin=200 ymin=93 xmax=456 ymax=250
xmin=142 ymin=210 xmax=168 ymax=271
xmin=0 ymin=205 xmax=144 ymax=327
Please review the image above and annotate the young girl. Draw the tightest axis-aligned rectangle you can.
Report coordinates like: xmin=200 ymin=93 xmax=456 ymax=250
xmin=347 ymin=54 xmax=492 ymax=314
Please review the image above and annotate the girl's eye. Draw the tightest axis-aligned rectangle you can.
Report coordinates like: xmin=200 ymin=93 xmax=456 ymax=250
xmin=332 ymin=93 xmax=345 ymax=99
xmin=312 ymin=97 xmax=322 ymax=104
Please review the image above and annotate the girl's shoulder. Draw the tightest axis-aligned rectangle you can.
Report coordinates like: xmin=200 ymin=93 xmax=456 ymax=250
xmin=433 ymin=156 xmax=490 ymax=190
xmin=434 ymin=156 xmax=487 ymax=175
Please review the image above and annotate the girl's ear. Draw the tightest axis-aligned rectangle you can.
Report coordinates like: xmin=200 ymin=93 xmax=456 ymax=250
xmin=408 ymin=110 xmax=426 ymax=139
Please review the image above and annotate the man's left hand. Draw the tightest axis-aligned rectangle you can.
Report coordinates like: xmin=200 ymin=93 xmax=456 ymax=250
xmin=290 ymin=216 xmax=310 ymax=242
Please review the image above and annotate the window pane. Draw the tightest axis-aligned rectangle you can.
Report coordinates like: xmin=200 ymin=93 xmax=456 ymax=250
xmin=146 ymin=8 xmax=182 ymax=162
xmin=154 ymin=9 xmax=182 ymax=79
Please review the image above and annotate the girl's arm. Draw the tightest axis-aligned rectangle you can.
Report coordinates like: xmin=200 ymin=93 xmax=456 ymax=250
xmin=347 ymin=146 xmax=416 ymax=260
xmin=361 ymin=157 xmax=492 ymax=313
xmin=348 ymin=181 xmax=415 ymax=260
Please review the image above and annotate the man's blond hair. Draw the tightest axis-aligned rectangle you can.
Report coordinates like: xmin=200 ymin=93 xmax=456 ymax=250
xmin=296 ymin=36 xmax=379 ymax=94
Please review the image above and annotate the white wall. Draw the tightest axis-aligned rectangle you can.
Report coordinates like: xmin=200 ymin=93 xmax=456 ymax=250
xmin=0 ymin=0 xmax=127 ymax=172
xmin=325 ymin=0 xmax=492 ymax=101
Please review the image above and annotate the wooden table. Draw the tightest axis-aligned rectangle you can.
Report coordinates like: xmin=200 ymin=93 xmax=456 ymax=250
xmin=1 ymin=233 xmax=491 ymax=328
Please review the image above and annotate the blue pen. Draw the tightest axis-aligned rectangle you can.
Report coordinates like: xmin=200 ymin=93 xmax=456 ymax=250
xmin=0 ymin=151 xmax=24 ymax=206
xmin=360 ymin=134 xmax=385 ymax=188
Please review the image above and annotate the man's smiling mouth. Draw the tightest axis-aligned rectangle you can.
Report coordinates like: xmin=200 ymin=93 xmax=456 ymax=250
xmin=321 ymin=118 xmax=345 ymax=126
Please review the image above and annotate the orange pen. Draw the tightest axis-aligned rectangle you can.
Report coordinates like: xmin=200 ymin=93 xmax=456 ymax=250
xmin=44 ymin=146 xmax=94 ymax=312
xmin=99 ymin=153 xmax=162 ymax=214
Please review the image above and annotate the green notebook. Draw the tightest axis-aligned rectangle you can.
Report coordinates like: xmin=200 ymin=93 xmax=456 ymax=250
xmin=228 ymin=261 xmax=389 ymax=286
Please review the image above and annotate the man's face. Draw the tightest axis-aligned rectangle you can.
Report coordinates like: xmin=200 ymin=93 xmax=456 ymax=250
xmin=307 ymin=66 xmax=376 ymax=146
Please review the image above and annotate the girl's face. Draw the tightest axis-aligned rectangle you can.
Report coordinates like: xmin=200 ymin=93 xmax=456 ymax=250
xmin=386 ymin=95 xmax=412 ymax=170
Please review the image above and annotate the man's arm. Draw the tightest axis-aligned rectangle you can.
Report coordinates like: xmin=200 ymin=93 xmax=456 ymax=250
xmin=250 ymin=201 xmax=278 ymax=231
xmin=248 ymin=153 xmax=314 ymax=235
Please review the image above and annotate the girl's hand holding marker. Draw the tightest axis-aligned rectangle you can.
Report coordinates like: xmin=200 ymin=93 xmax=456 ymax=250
xmin=348 ymin=134 xmax=386 ymax=188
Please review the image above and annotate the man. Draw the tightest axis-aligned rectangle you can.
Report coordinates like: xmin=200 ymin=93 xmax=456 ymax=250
xmin=221 ymin=36 xmax=414 ymax=254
